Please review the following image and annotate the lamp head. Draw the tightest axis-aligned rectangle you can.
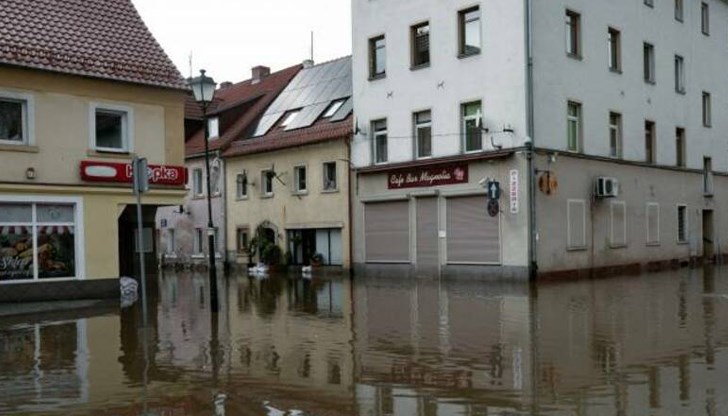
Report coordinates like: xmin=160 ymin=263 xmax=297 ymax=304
xmin=189 ymin=69 xmax=217 ymax=105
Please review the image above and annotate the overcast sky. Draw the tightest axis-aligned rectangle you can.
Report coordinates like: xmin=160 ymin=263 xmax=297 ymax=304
xmin=132 ymin=0 xmax=352 ymax=84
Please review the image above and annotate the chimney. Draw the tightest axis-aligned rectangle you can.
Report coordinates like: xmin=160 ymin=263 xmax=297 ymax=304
xmin=251 ymin=65 xmax=270 ymax=83
xmin=302 ymin=59 xmax=314 ymax=68
xmin=219 ymin=81 xmax=233 ymax=89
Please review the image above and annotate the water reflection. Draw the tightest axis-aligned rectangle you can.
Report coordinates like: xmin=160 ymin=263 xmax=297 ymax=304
xmin=0 ymin=268 xmax=726 ymax=415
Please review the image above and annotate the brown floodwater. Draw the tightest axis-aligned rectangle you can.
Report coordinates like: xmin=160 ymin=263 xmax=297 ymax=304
xmin=1 ymin=267 xmax=728 ymax=415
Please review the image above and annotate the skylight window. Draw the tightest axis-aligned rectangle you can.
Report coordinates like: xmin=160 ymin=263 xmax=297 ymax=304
xmin=281 ymin=110 xmax=301 ymax=128
xmin=322 ymin=99 xmax=346 ymax=119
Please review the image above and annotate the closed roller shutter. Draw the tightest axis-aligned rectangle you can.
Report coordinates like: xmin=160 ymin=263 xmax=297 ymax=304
xmin=446 ymin=196 xmax=500 ymax=264
xmin=416 ymin=197 xmax=439 ymax=266
xmin=365 ymin=201 xmax=410 ymax=263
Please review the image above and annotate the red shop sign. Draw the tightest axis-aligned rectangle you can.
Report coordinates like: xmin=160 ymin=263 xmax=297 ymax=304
xmin=388 ymin=163 xmax=469 ymax=189
xmin=80 ymin=160 xmax=187 ymax=186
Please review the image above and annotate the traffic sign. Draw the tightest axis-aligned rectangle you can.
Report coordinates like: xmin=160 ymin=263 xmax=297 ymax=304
xmin=487 ymin=199 xmax=500 ymax=217
xmin=487 ymin=180 xmax=500 ymax=200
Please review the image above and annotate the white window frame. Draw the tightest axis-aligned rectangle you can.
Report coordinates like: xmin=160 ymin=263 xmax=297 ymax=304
xmin=261 ymin=170 xmax=274 ymax=197
xmin=194 ymin=228 xmax=204 ymax=254
xmin=703 ymin=156 xmax=714 ymax=196
xmin=675 ymin=0 xmax=684 ymax=21
xmin=609 ymin=201 xmax=627 ymax=248
xmin=208 ymin=117 xmax=220 ymax=140
xmin=674 ymin=55 xmax=685 ymax=93
xmin=677 ymin=204 xmax=688 ymax=244
xmin=701 ymin=2 xmax=710 ymax=35
xmin=192 ymin=168 xmax=204 ymax=197
xmin=608 ymin=27 xmax=622 ymax=72
xmin=323 ymin=161 xmax=338 ymax=192
xmin=236 ymin=172 xmax=248 ymax=199
xmin=643 ymin=42 xmax=655 ymax=84
xmin=567 ymin=199 xmax=587 ymax=250
xmin=567 ymin=101 xmax=582 ymax=152
xmin=462 ymin=101 xmax=483 ymax=153
xmin=166 ymin=228 xmax=176 ymax=254
xmin=89 ymin=102 xmax=134 ymax=153
xmin=609 ymin=112 xmax=622 ymax=158
xmin=372 ymin=119 xmax=388 ymax=165
xmin=0 ymin=90 xmax=35 ymax=147
xmin=646 ymin=203 xmax=660 ymax=246
xmin=702 ymin=92 xmax=712 ymax=127
xmin=414 ymin=110 xmax=432 ymax=159
xmin=565 ymin=9 xmax=581 ymax=57
xmin=294 ymin=165 xmax=308 ymax=194
xmin=0 ymin=195 xmax=85 ymax=284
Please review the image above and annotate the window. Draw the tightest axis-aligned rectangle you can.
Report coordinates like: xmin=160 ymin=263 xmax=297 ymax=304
xmin=237 ymin=228 xmax=249 ymax=253
xmin=702 ymin=92 xmax=711 ymax=127
xmin=322 ymin=99 xmax=346 ymax=119
xmin=675 ymin=0 xmax=684 ymax=21
xmin=677 ymin=205 xmax=688 ymax=243
xmin=208 ymin=117 xmax=219 ymax=140
xmin=608 ymin=27 xmax=621 ymax=72
xmin=133 ymin=228 xmax=153 ymax=253
xmin=372 ymin=119 xmax=388 ymax=164
xmin=0 ymin=202 xmax=80 ymax=281
xmin=369 ymin=35 xmax=386 ymax=79
xmin=411 ymin=22 xmax=430 ymax=68
xmin=644 ymin=0 xmax=654 ymax=7
xmin=676 ymin=128 xmax=686 ymax=167
xmin=294 ymin=165 xmax=307 ymax=193
xmin=323 ymin=162 xmax=338 ymax=191
xmin=459 ymin=7 xmax=481 ymax=56
xmin=414 ymin=110 xmax=432 ymax=158
xmin=0 ymin=92 xmax=33 ymax=145
xmin=701 ymin=2 xmax=710 ymax=35
xmin=166 ymin=229 xmax=176 ymax=254
xmin=704 ymin=157 xmax=713 ymax=195
xmin=281 ymin=110 xmax=300 ymax=128
xmin=192 ymin=168 xmax=203 ymax=197
xmin=645 ymin=120 xmax=656 ymax=164
xmin=609 ymin=112 xmax=622 ymax=158
xmin=567 ymin=101 xmax=582 ymax=152
xmin=610 ymin=201 xmax=627 ymax=248
xmin=567 ymin=199 xmax=587 ymax=250
xmin=646 ymin=203 xmax=660 ymax=245
xmin=566 ymin=10 xmax=581 ymax=57
xmin=674 ymin=55 xmax=685 ymax=93
xmin=644 ymin=43 xmax=655 ymax=83
xmin=93 ymin=105 xmax=131 ymax=152
xmin=194 ymin=228 xmax=204 ymax=254
xmin=210 ymin=164 xmax=221 ymax=195
xmin=262 ymin=170 xmax=275 ymax=196
xmin=462 ymin=101 xmax=482 ymax=153
xmin=236 ymin=172 xmax=248 ymax=199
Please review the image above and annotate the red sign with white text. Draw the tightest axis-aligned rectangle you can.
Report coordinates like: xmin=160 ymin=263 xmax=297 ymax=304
xmin=80 ymin=161 xmax=187 ymax=186
xmin=388 ymin=163 xmax=469 ymax=189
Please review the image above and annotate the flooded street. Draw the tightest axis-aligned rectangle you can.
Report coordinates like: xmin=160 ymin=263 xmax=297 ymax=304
xmin=2 ymin=268 xmax=728 ymax=415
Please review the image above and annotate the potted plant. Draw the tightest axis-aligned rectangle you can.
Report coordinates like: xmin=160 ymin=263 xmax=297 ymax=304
xmin=310 ymin=253 xmax=324 ymax=267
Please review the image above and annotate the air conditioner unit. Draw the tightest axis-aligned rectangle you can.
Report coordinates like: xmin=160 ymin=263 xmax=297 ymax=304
xmin=594 ymin=177 xmax=619 ymax=198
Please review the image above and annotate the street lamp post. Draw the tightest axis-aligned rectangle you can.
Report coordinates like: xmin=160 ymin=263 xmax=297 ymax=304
xmin=189 ymin=69 xmax=219 ymax=313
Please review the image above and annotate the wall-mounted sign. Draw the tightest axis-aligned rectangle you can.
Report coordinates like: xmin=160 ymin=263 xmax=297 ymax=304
xmin=509 ymin=169 xmax=519 ymax=214
xmin=80 ymin=161 xmax=187 ymax=186
xmin=487 ymin=181 xmax=500 ymax=200
xmin=388 ymin=163 xmax=468 ymax=189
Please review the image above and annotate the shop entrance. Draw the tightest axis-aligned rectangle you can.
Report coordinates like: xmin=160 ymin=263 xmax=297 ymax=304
xmin=287 ymin=228 xmax=343 ymax=266
xmin=118 ymin=205 xmax=158 ymax=278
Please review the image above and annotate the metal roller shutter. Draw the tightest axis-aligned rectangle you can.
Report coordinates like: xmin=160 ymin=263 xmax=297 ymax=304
xmin=365 ymin=201 xmax=410 ymax=263
xmin=446 ymin=196 xmax=500 ymax=264
xmin=416 ymin=197 xmax=439 ymax=267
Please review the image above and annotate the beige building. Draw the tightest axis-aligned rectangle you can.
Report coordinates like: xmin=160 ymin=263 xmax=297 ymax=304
xmin=0 ymin=0 xmax=187 ymax=297
xmin=223 ymin=57 xmax=353 ymax=269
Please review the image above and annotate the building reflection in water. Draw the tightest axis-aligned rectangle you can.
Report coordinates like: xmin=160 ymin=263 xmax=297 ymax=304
xmin=0 ymin=267 xmax=728 ymax=415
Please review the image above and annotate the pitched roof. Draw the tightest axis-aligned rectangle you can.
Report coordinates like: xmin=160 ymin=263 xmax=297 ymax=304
xmin=185 ymin=65 xmax=301 ymax=157
xmin=0 ymin=0 xmax=186 ymax=90
xmin=223 ymin=56 xmax=353 ymax=158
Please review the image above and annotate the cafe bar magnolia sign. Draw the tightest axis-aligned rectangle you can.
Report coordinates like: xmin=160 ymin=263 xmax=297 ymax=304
xmin=80 ymin=161 xmax=187 ymax=186
xmin=388 ymin=163 xmax=469 ymax=189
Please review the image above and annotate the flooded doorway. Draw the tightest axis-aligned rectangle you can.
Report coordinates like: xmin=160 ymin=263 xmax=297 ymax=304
xmin=703 ymin=209 xmax=714 ymax=260
xmin=118 ymin=205 xmax=158 ymax=278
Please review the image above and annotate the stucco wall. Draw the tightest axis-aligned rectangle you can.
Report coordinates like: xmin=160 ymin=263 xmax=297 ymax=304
xmin=535 ymin=153 xmax=727 ymax=273
xmin=0 ymin=65 xmax=186 ymax=185
xmin=532 ymin=0 xmax=728 ymax=170
xmin=352 ymin=154 xmax=529 ymax=272
xmin=225 ymin=140 xmax=351 ymax=268
xmin=351 ymin=0 xmax=528 ymax=168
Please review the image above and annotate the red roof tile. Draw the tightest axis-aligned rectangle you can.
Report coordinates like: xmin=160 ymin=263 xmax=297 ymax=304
xmin=185 ymin=65 xmax=301 ymax=157
xmin=223 ymin=115 xmax=353 ymax=158
xmin=0 ymin=0 xmax=186 ymax=89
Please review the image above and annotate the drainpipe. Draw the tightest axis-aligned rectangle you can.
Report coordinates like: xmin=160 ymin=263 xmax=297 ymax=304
xmin=525 ymin=0 xmax=537 ymax=281
xmin=346 ymin=135 xmax=354 ymax=277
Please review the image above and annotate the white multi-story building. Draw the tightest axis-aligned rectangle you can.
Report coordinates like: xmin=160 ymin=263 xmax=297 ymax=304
xmin=351 ymin=0 xmax=728 ymax=278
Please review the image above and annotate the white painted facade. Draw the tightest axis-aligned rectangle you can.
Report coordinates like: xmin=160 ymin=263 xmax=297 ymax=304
xmin=351 ymin=0 xmax=529 ymax=168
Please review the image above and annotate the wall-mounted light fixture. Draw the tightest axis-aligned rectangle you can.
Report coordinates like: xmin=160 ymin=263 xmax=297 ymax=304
xmin=26 ymin=167 xmax=36 ymax=180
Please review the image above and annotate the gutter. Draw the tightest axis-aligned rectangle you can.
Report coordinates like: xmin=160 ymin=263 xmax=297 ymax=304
xmin=346 ymin=137 xmax=354 ymax=275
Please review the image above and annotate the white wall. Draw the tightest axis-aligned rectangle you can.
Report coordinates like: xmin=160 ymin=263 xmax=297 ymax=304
xmin=533 ymin=0 xmax=728 ymax=170
xmin=351 ymin=0 xmax=529 ymax=168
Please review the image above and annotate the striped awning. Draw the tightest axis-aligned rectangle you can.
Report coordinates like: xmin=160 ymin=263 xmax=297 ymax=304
xmin=0 ymin=226 xmax=31 ymax=235
xmin=39 ymin=226 xmax=74 ymax=235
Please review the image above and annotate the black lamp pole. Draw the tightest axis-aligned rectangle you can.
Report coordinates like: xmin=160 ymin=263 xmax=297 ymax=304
xmin=199 ymin=73 xmax=219 ymax=314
